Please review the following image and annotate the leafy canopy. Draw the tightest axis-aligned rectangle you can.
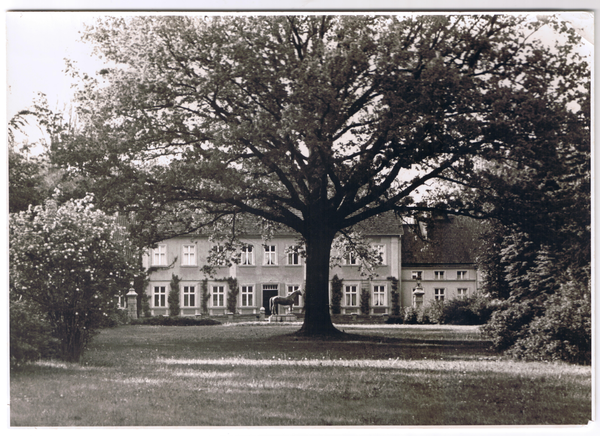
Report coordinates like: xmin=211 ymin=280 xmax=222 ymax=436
xmin=52 ymin=14 xmax=589 ymax=244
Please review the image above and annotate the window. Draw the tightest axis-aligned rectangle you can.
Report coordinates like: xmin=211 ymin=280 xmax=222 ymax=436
xmin=345 ymin=285 xmax=358 ymax=306
xmin=287 ymin=249 xmax=301 ymax=265
xmin=373 ymin=285 xmax=386 ymax=306
xmin=182 ymin=245 xmax=196 ymax=266
xmin=457 ymin=271 xmax=468 ymax=280
xmin=434 ymin=288 xmax=445 ymax=301
xmin=183 ymin=286 xmax=196 ymax=307
xmin=241 ymin=246 xmax=254 ymax=266
xmin=434 ymin=271 xmax=445 ymax=280
xmin=372 ymin=244 xmax=386 ymax=265
xmin=152 ymin=245 xmax=167 ymax=266
xmin=241 ymin=285 xmax=254 ymax=307
xmin=212 ymin=285 xmax=225 ymax=307
xmin=287 ymin=285 xmax=303 ymax=307
xmin=153 ymin=286 xmax=166 ymax=307
xmin=264 ymin=245 xmax=277 ymax=265
xmin=116 ymin=295 xmax=128 ymax=309
xmin=344 ymin=251 xmax=358 ymax=265
xmin=457 ymin=288 xmax=468 ymax=299
xmin=411 ymin=271 xmax=423 ymax=280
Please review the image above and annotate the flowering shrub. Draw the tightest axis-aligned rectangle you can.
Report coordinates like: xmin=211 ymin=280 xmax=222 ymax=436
xmin=10 ymin=298 xmax=59 ymax=367
xmin=10 ymin=196 xmax=141 ymax=362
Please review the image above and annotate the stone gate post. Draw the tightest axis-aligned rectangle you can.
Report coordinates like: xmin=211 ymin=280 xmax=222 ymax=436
xmin=126 ymin=287 xmax=138 ymax=319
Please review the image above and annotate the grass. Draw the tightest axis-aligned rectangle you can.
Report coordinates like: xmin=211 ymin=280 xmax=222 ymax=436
xmin=10 ymin=323 xmax=591 ymax=426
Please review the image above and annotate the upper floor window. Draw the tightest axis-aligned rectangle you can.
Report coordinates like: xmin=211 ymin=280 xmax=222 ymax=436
xmin=457 ymin=271 xmax=468 ymax=280
xmin=344 ymin=251 xmax=358 ymax=265
xmin=264 ymin=245 xmax=277 ymax=265
xmin=411 ymin=271 xmax=423 ymax=280
xmin=182 ymin=245 xmax=196 ymax=266
xmin=434 ymin=271 xmax=445 ymax=280
xmin=152 ymin=245 xmax=167 ymax=266
xmin=372 ymin=244 xmax=386 ymax=265
xmin=241 ymin=246 xmax=254 ymax=266
xmin=287 ymin=250 xmax=301 ymax=265
xmin=373 ymin=285 xmax=386 ymax=306
xmin=457 ymin=288 xmax=468 ymax=299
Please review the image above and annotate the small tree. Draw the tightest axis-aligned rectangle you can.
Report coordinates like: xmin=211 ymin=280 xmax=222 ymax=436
xmin=10 ymin=196 xmax=140 ymax=362
xmin=168 ymin=274 xmax=181 ymax=316
xmin=360 ymin=288 xmax=370 ymax=315
xmin=201 ymin=279 xmax=210 ymax=314
xmin=330 ymin=275 xmax=343 ymax=315
xmin=388 ymin=277 xmax=400 ymax=316
xmin=226 ymin=277 xmax=239 ymax=314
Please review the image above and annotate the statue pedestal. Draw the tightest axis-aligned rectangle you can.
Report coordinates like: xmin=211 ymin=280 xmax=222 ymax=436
xmin=269 ymin=313 xmax=297 ymax=322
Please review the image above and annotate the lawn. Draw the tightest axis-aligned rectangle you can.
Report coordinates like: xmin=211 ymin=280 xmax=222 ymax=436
xmin=10 ymin=322 xmax=591 ymax=426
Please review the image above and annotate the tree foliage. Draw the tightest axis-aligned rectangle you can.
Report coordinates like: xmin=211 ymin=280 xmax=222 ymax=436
xmin=50 ymin=14 xmax=590 ymax=335
xmin=474 ymin=62 xmax=591 ymax=362
xmin=10 ymin=196 xmax=141 ymax=362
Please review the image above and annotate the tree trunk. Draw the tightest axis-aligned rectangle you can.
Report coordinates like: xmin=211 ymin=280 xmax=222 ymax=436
xmin=297 ymin=223 xmax=342 ymax=336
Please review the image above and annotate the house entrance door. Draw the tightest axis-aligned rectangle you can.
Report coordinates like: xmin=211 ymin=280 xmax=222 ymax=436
xmin=262 ymin=285 xmax=279 ymax=316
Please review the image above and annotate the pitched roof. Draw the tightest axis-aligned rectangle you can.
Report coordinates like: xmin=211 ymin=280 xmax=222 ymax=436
xmin=401 ymin=215 xmax=485 ymax=265
xmin=353 ymin=210 xmax=404 ymax=235
xmin=190 ymin=210 xmax=405 ymax=238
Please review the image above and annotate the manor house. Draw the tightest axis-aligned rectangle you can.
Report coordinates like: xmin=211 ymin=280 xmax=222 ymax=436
xmin=140 ymin=213 xmax=482 ymax=317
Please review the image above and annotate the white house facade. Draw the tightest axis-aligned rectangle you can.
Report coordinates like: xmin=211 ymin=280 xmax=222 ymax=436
xmin=141 ymin=213 xmax=482 ymax=317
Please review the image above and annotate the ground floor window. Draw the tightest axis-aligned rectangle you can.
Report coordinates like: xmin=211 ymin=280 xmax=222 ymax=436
xmin=457 ymin=288 xmax=468 ymax=299
xmin=241 ymin=285 xmax=254 ymax=307
xmin=183 ymin=285 xmax=196 ymax=307
xmin=116 ymin=295 xmax=128 ymax=309
xmin=212 ymin=285 xmax=225 ymax=307
xmin=287 ymin=285 xmax=303 ymax=307
xmin=434 ymin=288 xmax=445 ymax=301
xmin=154 ymin=286 xmax=166 ymax=307
xmin=373 ymin=285 xmax=386 ymax=306
xmin=345 ymin=285 xmax=358 ymax=306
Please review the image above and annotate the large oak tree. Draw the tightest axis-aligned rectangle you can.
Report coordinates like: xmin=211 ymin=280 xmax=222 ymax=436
xmin=52 ymin=14 xmax=589 ymax=335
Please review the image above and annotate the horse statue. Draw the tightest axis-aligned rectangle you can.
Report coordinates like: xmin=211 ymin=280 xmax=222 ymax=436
xmin=269 ymin=290 xmax=302 ymax=315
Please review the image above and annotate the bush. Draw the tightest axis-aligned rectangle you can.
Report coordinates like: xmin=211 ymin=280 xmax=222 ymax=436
xmin=130 ymin=316 xmax=222 ymax=326
xmin=437 ymin=294 xmax=493 ymax=325
xmin=99 ymin=307 xmax=131 ymax=328
xmin=505 ymin=286 xmax=590 ymax=364
xmin=10 ymin=299 xmax=59 ymax=367
xmin=480 ymin=300 xmax=539 ymax=352
xmin=384 ymin=316 xmax=404 ymax=325
xmin=403 ymin=306 xmax=418 ymax=324
xmin=424 ymin=300 xmax=444 ymax=324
